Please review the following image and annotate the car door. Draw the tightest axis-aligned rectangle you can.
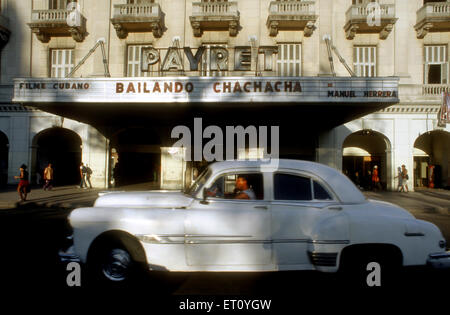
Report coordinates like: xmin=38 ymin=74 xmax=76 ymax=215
xmin=270 ymin=172 xmax=337 ymax=267
xmin=185 ymin=171 xmax=272 ymax=268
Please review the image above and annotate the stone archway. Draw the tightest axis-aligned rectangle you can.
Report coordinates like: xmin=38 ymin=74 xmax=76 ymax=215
xmin=414 ymin=130 xmax=450 ymax=189
xmin=342 ymin=129 xmax=392 ymax=190
xmin=0 ymin=131 xmax=8 ymax=187
xmin=32 ymin=128 xmax=82 ymax=186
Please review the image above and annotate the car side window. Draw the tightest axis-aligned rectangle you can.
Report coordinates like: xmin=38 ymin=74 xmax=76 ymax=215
xmin=274 ymin=173 xmax=312 ymax=201
xmin=206 ymin=173 xmax=264 ymax=200
xmin=313 ymin=180 xmax=332 ymax=200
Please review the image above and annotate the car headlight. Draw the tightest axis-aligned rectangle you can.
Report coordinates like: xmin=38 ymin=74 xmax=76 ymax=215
xmin=439 ymin=240 xmax=446 ymax=249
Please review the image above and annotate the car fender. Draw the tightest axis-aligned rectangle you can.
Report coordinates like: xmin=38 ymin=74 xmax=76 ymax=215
xmin=69 ymin=207 xmax=186 ymax=263
xmin=307 ymin=212 xmax=351 ymax=271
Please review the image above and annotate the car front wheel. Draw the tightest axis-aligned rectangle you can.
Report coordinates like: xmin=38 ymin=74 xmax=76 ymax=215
xmin=87 ymin=236 xmax=146 ymax=287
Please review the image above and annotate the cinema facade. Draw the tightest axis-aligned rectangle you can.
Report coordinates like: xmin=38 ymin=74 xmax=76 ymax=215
xmin=1 ymin=0 xmax=450 ymax=191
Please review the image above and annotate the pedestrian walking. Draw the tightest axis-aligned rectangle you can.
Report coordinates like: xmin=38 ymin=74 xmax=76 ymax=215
xmin=395 ymin=166 xmax=403 ymax=192
xmin=14 ymin=164 xmax=30 ymax=202
xmin=85 ymin=164 xmax=93 ymax=189
xmin=43 ymin=163 xmax=54 ymax=190
xmin=79 ymin=162 xmax=87 ymax=189
xmin=401 ymin=164 xmax=409 ymax=192
xmin=371 ymin=165 xmax=382 ymax=191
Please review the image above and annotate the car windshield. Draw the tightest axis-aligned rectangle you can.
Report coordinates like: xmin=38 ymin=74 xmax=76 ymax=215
xmin=185 ymin=168 xmax=211 ymax=197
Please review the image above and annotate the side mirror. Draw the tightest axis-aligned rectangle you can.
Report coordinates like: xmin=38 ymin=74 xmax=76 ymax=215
xmin=201 ymin=187 xmax=209 ymax=205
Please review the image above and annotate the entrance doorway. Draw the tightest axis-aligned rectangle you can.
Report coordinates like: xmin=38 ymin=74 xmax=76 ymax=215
xmin=32 ymin=128 xmax=82 ymax=186
xmin=414 ymin=130 xmax=450 ymax=189
xmin=110 ymin=128 xmax=161 ymax=187
xmin=342 ymin=130 xmax=392 ymax=190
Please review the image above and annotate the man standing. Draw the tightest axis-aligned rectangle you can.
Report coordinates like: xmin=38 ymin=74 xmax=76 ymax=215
xmin=79 ymin=162 xmax=87 ymax=189
xmin=43 ymin=163 xmax=53 ymax=190
xmin=85 ymin=164 xmax=93 ymax=189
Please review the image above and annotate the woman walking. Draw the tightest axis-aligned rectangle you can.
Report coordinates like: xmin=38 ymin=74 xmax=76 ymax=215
xmin=14 ymin=164 xmax=30 ymax=202
xmin=371 ymin=165 xmax=382 ymax=191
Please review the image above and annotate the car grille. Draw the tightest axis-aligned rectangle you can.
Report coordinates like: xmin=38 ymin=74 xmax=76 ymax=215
xmin=308 ymin=252 xmax=338 ymax=267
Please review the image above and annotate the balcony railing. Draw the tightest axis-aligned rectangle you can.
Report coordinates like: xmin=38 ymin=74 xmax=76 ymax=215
xmin=344 ymin=3 xmax=397 ymax=40
xmin=190 ymin=1 xmax=240 ymax=37
xmin=415 ymin=2 xmax=450 ymax=38
xmin=192 ymin=1 xmax=238 ymax=16
xmin=422 ymin=84 xmax=450 ymax=96
xmin=28 ymin=9 xmax=87 ymax=43
xmin=269 ymin=0 xmax=315 ymax=15
xmin=266 ymin=0 xmax=317 ymax=37
xmin=111 ymin=3 xmax=164 ymax=38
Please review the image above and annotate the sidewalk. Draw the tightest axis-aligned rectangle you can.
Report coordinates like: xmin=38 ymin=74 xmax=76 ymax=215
xmin=363 ymin=187 xmax=450 ymax=216
xmin=0 ymin=185 xmax=101 ymax=210
xmin=0 ymin=182 xmax=162 ymax=210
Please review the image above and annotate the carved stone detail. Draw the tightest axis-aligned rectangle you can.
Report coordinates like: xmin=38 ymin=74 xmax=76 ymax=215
xmin=345 ymin=25 xmax=358 ymax=40
xmin=229 ymin=21 xmax=238 ymax=37
xmin=32 ymin=29 xmax=50 ymax=43
xmin=113 ymin=23 xmax=128 ymax=39
xmin=415 ymin=23 xmax=433 ymax=39
xmin=191 ymin=21 xmax=202 ymax=37
xmin=151 ymin=22 xmax=162 ymax=38
xmin=380 ymin=23 xmax=394 ymax=40
xmin=69 ymin=27 xmax=86 ymax=42
xmin=0 ymin=27 xmax=11 ymax=49
xmin=304 ymin=21 xmax=316 ymax=37
xmin=268 ymin=21 xmax=279 ymax=37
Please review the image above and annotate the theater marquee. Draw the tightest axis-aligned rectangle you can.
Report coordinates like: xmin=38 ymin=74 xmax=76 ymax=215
xmin=13 ymin=77 xmax=399 ymax=104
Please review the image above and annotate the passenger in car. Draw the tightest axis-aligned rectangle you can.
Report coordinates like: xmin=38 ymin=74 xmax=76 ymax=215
xmin=234 ymin=176 xmax=256 ymax=200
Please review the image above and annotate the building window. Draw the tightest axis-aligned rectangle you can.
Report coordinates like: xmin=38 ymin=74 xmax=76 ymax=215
xmin=424 ymin=45 xmax=448 ymax=84
xmin=353 ymin=46 xmax=376 ymax=77
xmin=127 ymin=45 xmax=156 ymax=77
xmin=276 ymin=43 xmax=301 ymax=76
xmin=49 ymin=0 xmax=76 ymax=10
xmin=50 ymin=49 xmax=74 ymax=78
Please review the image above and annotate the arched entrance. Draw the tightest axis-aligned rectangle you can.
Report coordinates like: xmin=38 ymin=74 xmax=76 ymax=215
xmin=0 ymin=131 xmax=8 ymax=187
xmin=342 ymin=130 xmax=392 ymax=190
xmin=414 ymin=130 xmax=450 ymax=189
xmin=32 ymin=128 xmax=82 ymax=186
xmin=110 ymin=128 xmax=161 ymax=187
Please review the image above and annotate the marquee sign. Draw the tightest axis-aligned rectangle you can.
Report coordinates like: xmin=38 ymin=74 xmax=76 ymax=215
xmin=13 ymin=77 xmax=399 ymax=104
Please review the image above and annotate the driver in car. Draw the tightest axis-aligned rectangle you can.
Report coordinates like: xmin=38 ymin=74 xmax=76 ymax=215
xmin=234 ymin=176 xmax=256 ymax=200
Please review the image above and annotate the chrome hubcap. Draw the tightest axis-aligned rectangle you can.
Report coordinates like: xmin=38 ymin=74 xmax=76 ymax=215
xmin=102 ymin=248 xmax=132 ymax=282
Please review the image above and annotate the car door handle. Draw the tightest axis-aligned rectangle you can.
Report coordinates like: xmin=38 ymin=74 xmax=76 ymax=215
xmin=254 ymin=206 xmax=268 ymax=210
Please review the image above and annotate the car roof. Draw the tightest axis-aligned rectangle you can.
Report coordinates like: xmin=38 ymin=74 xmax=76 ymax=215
xmin=208 ymin=159 xmax=366 ymax=204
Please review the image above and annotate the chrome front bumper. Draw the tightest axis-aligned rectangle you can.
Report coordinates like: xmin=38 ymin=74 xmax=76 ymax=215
xmin=59 ymin=245 xmax=81 ymax=263
xmin=427 ymin=252 xmax=450 ymax=269
xmin=58 ymin=235 xmax=81 ymax=263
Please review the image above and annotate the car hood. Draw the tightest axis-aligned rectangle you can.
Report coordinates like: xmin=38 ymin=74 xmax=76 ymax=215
xmin=93 ymin=191 xmax=194 ymax=208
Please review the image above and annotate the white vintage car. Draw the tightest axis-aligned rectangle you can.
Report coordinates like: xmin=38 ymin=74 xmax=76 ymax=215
xmin=61 ymin=159 xmax=450 ymax=284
